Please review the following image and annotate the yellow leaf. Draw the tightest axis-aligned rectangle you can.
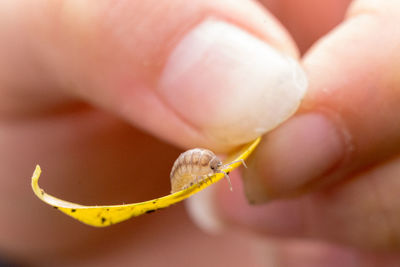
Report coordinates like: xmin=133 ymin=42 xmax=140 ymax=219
xmin=31 ymin=137 xmax=260 ymax=227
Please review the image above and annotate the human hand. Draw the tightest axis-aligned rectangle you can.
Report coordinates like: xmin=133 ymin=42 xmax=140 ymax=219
xmin=4 ymin=0 xmax=398 ymax=266
xmin=189 ymin=1 xmax=400 ymax=266
xmin=0 ymin=0 xmax=305 ymax=266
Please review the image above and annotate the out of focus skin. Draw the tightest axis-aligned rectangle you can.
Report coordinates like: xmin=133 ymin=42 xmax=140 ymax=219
xmin=2 ymin=0 xmax=400 ymax=266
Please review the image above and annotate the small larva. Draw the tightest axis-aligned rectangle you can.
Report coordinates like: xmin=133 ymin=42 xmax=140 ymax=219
xmin=170 ymin=148 xmax=246 ymax=193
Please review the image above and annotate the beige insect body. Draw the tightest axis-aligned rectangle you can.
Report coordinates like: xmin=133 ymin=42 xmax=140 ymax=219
xmin=170 ymin=148 xmax=246 ymax=193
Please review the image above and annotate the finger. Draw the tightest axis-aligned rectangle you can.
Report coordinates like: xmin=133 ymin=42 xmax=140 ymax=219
xmin=239 ymin=0 xmax=400 ymax=201
xmin=0 ymin=0 xmax=307 ymax=152
xmin=0 ymin=0 xmax=306 ymax=262
xmin=212 ymin=154 xmax=400 ymax=250
xmin=187 ymin=0 xmax=400 ymax=249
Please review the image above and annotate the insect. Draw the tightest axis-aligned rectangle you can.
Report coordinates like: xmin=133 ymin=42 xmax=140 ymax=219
xmin=170 ymin=148 xmax=247 ymax=193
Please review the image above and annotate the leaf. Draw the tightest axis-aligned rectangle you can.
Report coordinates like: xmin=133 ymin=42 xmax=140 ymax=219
xmin=31 ymin=137 xmax=260 ymax=227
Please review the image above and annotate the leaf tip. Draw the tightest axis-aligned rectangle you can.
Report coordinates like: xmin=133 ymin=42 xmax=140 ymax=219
xmin=32 ymin=165 xmax=41 ymax=182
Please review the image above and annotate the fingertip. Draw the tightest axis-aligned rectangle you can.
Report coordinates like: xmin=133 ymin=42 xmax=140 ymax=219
xmin=185 ymin=185 xmax=226 ymax=235
xmin=13 ymin=0 xmax=306 ymax=152
xmin=242 ymin=113 xmax=346 ymax=202
xmin=158 ymin=18 xmax=307 ymax=151
xmin=58 ymin=1 xmax=306 ymax=151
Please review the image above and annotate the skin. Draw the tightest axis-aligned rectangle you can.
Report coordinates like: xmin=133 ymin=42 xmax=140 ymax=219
xmin=1 ymin=0 xmax=400 ymax=266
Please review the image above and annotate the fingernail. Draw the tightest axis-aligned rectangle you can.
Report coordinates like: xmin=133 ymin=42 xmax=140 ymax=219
xmin=243 ymin=113 xmax=345 ymax=203
xmin=186 ymin=172 xmax=306 ymax=236
xmin=185 ymin=171 xmax=245 ymax=234
xmin=217 ymin=178 xmax=305 ymax=236
xmin=185 ymin=185 xmax=225 ymax=234
xmin=158 ymin=19 xmax=307 ymax=150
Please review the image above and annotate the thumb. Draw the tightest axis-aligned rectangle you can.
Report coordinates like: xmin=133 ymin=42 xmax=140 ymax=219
xmin=0 ymin=0 xmax=307 ymax=152
xmin=187 ymin=0 xmax=400 ymax=250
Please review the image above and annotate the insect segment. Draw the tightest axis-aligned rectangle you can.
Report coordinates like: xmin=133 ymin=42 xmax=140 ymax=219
xmin=170 ymin=148 xmax=247 ymax=193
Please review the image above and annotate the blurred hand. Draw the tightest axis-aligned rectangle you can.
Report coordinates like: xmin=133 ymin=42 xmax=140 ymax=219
xmin=3 ymin=0 xmax=400 ymax=266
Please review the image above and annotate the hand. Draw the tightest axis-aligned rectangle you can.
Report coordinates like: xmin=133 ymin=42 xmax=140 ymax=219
xmin=190 ymin=1 xmax=400 ymax=266
xmin=0 ymin=0 xmax=305 ymax=265
xmin=2 ymin=0 xmax=399 ymax=266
